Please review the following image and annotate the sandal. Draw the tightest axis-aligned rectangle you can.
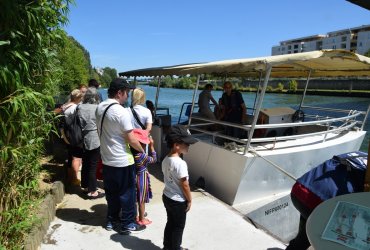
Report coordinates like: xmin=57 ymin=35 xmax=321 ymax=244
xmin=87 ymin=191 xmax=105 ymax=199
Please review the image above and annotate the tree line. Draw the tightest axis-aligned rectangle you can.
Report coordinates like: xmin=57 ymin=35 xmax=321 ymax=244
xmin=0 ymin=1 xmax=117 ymax=249
xmin=57 ymin=33 xmax=118 ymax=92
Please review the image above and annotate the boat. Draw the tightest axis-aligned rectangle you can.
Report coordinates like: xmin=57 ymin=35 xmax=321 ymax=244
xmin=120 ymin=50 xmax=370 ymax=242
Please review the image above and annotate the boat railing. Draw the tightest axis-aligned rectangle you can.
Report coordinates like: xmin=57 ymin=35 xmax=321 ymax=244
xmin=187 ymin=106 xmax=367 ymax=152
xmin=178 ymin=102 xmax=196 ymax=124
xmin=155 ymin=107 xmax=170 ymax=116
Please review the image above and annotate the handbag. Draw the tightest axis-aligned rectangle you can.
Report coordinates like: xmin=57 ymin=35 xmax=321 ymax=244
xmin=130 ymin=106 xmax=146 ymax=130
xmin=96 ymin=159 xmax=103 ymax=180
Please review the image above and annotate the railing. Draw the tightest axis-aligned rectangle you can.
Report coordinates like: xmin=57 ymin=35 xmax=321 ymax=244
xmin=178 ymin=102 xmax=195 ymax=124
xmin=155 ymin=107 xmax=170 ymax=116
xmin=185 ymin=105 xmax=369 ymax=154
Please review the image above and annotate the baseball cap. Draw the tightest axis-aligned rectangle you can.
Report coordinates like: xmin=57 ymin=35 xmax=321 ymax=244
xmin=108 ymin=78 xmax=135 ymax=91
xmin=166 ymin=125 xmax=197 ymax=145
xmin=132 ymin=129 xmax=150 ymax=144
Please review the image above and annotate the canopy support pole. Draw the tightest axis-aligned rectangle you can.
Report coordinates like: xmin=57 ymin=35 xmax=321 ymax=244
xmin=154 ymin=77 xmax=161 ymax=116
xmin=252 ymin=71 xmax=263 ymax=115
xmin=245 ymin=64 xmax=272 ymax=152
xmin=298 ymin=69 xmax=312 ymax=110
xmin=361 ymin=104 xmax=370 ymax=131
xmin=188 ymin=75 xmax=201 ymax=126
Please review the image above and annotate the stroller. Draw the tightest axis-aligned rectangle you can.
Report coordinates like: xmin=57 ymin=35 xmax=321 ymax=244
xmin=286 ymin=151 xmax=368 ymax=250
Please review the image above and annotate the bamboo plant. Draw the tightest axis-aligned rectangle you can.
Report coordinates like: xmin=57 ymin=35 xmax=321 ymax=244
xmin=0 ymin=1 xmax=73 ymax=248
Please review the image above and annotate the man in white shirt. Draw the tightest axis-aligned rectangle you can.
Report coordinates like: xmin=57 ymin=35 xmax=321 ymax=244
xmin=96 ymin=78 xmax=145 ymax=235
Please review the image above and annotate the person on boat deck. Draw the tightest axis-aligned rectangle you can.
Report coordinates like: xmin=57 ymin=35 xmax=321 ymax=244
xmin=219 ymin=81 xmax=247 ymax=137
xmin=129 ymin=88 xmax=153 ymax=132
xmin=162 ymin=125 xmax=197 ymax=250
xmin=198 ymin=83 xmax=218 ymax=120
xmin=96 ymin=78 xmax=146 ymax=235
xmin=77 ymin=87 xmax=103 ymax=199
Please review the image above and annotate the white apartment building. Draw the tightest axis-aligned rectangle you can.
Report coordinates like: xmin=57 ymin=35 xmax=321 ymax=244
xmin=271 ymin=25 xmax=370 ymax=55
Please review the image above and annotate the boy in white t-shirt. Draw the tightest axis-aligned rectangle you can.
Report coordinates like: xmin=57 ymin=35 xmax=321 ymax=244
xmin=162 ymin=125 xmax=197 ymax=250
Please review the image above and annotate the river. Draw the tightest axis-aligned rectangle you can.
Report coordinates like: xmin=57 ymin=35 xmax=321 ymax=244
xmin=100 ymin=85 xmax=370 ymax=152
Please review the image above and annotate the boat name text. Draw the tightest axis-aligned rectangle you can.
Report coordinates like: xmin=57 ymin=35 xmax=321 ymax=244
xmin=264 ymin=202 xmax=288 ymax=216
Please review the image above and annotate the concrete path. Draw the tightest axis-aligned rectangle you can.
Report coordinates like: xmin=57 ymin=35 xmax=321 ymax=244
xmin=41 ymin=163 xmax=286 ymax=250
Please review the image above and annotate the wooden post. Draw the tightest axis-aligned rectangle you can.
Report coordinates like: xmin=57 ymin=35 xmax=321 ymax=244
xmin=364 ymin=140 xmax=370 ymax=192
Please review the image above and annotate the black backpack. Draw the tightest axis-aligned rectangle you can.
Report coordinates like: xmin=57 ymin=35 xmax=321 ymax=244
xmin=62 ymin=105 xmax=83 ymax=147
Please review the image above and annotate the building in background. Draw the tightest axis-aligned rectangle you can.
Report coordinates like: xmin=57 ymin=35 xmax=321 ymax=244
xmin=271 ymin=25 xmax=370 ymax=55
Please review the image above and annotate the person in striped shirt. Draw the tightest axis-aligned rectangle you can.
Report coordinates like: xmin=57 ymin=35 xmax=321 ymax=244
xmin=131 ymin=128 xmax=157 ymax=226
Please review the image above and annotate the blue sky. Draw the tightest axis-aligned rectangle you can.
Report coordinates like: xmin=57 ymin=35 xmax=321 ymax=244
xmin=64 ymin=0 xmax=369 ymax=73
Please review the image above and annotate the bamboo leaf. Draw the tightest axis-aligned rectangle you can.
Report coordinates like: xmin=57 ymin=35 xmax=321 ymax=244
xmin=0 ymin=40 xmax=10 ymax=46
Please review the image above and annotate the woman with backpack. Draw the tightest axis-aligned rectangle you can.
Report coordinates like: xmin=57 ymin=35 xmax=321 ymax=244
xmin=77 ymin=87 xmax=104 ymax=199
xmin=60 ymin=89 xmax=84 ymax=186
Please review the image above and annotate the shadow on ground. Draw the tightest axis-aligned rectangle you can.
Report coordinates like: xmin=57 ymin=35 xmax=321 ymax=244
xmin=55 ymin=204 xmax=107 ymax=227
xmin=111 ymin=233 xmax=162 ymax=250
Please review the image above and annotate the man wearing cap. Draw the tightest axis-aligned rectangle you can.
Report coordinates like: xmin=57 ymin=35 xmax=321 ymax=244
xmin=162 ymin=125 xmax=197 ymax=250
xmin=96 ymin=78 xmax=146 ymax=234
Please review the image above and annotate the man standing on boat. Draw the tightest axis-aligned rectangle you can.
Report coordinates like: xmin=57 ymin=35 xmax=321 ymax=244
xmin=219 ymin=81 xmax=247 ymax=137
xmin=198 ymin=83 xmax=218 ymax=120
xmin=96 ymin=78 xmax=146 ymax=235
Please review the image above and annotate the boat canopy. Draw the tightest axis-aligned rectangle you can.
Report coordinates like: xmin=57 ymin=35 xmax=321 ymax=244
xmin=120 ymin=50 xmax=370 ymax=78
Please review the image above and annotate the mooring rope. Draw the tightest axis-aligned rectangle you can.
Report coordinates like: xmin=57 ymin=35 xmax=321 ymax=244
xmin=248 ymin=147 xmax=297 ymax=182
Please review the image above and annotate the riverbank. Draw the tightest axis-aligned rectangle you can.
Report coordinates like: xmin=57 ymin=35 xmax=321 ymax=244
xmin=146 ymin=84 xmax=370 ymax=98
xmin=275 ymin=89 xmax=370 ymax=98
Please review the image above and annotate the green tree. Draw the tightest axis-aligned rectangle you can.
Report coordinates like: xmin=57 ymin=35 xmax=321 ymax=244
xmin=0 ymin=1 xmax=73 ymax=248
xmin=177 ymin=77 xmax=194 ymax=89
xmin=57 ymin=32 xmax=90 ymax=92
xmin=288 ymin=80 xmax=298 ymax=92
xmin=69 ymin=36 xmax=93 ymax=78
xmin=99 ymin=67 xmax=118 ymax=87
xmin=276 ymin=82 xmax=284 ymax=92
xmin=91 ymin=69 xmax=102 ymax=84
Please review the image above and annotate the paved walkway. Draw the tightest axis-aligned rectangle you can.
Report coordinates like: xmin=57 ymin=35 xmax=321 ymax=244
xmin=40 ymin=163 xmax=286 ymax=250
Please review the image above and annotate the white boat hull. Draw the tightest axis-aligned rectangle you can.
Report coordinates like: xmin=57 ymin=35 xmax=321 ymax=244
xmin=185 ymin=130 xmax=366 ymax=206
